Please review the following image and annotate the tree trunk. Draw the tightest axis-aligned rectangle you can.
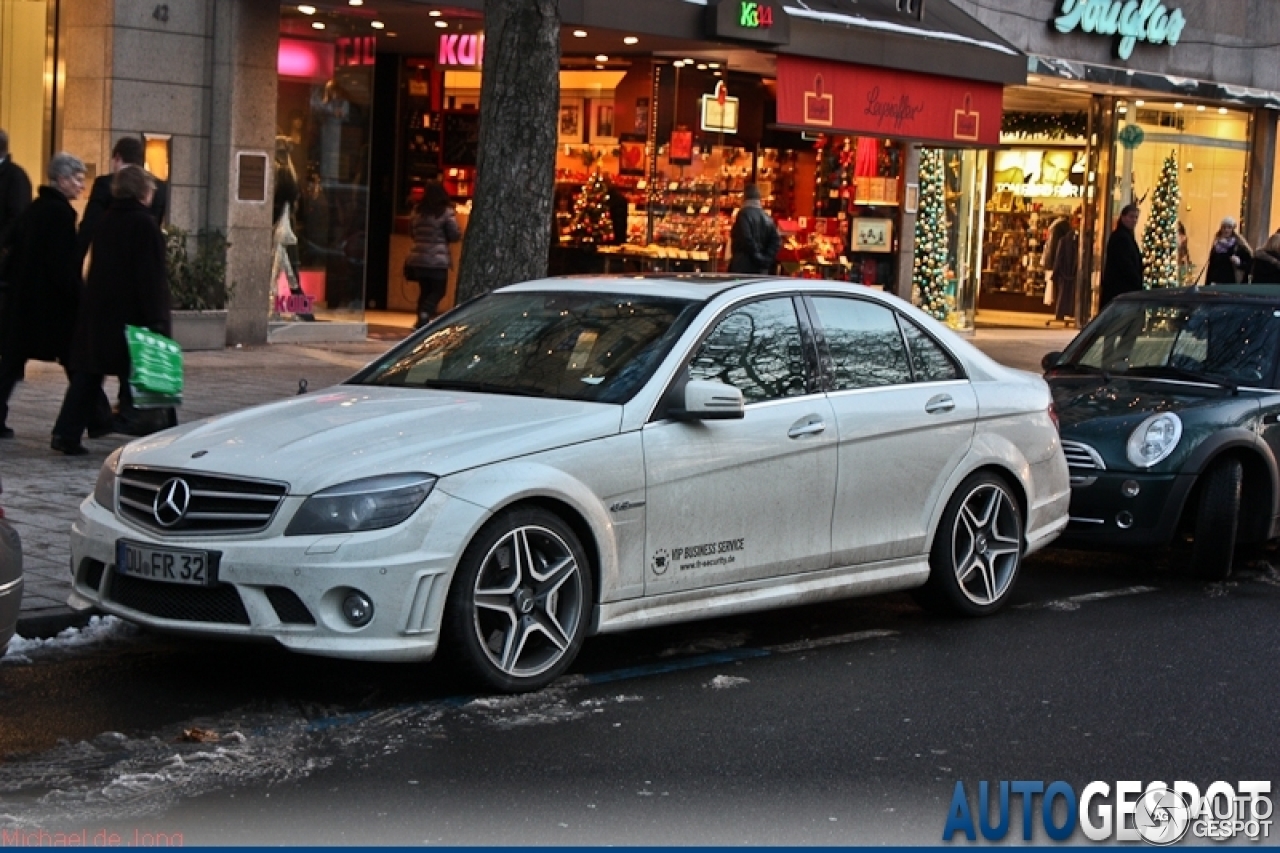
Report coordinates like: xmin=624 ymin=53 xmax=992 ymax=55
xmin=456 ymin=0 xmax=560 ymax=301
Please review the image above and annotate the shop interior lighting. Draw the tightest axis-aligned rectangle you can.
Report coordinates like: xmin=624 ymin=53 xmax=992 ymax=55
xmin=371 ymin=20 xmax=384 ymax=28
xmin=1135 ymin=99 xmax=1144 ymax=106
xmin=573 ymin=30 xmax=588 ymax=37
xmin=434 ymin=19 xmax=448 ymax=27
xmin=595 ymin=54 xmax=609 ymax=62
xmin=1196 ymin=104 xmax=1206 ymax=111
xmin=311 ymin=21 xmax=325 ymax=29
xmin=1219 ymin=107 xmax=1228 ymax=114
xmin=708 ymin=62 xmax=720 ymax=69
xmin=348 ymin=0 xmax=363 ymax=5
xmin=1174 ymin=102 xmax=1184 ymax=109
xmin=683 ymin=58 xmax=694 ymax=64
xmin=1117 ymin=106 xmax=1127 ymax=114
xmin=623 ymin=36 xmax=639 ymax=45
xmin=298 ymin=4 xmax=316 ymax=13
xmin=696 ymin=63 xmax=708 ymax=70
xmin=428 ymin=9 xmax=442 ymax=15
xmin=673 ymin=60 xmax=685 ymax=67
xmin=596 ymin=64 xmax=605 ymax=69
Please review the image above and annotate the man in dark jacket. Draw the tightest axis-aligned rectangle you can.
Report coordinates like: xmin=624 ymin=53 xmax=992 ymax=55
xmin=0 ymin=129 xmax=32 ymax=254
xmin=76 ymin=136 xmax=168 ymax=263
xmin=1099 ymin=204 xmax=1144 ymax=308
xmin=728 ymin=184 xmax=781 ymax=274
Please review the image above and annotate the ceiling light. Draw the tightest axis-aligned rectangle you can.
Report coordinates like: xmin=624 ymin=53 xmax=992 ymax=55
xmin=428 ymin=9 xmax=441 ymax=15
xmin=708 ymin=62 xmax=720 ymax=69
xmin=697 ymin=63 xmax=708 ymax=70
xmin=1219 ymin=107 xmax=1228 ymax=114
xmin=595 ymin=54 xmax=609 ymax=62
xmin=573 ymin=29 xmax=587 ymax=37
xmin=434 ymin=19 xmax=447 ymax=27
xmin=623 ymin=36 xmax=638 ymax=45
xmin=673 ymin=60 xmax=685 ymax=68
xmin=1196 ymin=104 xmax=1206 ymax=111
xmin=311 ymin=21 xmax=325 ymax=28
xmin=683 ymin=58 xmax=694 ymax=65
xmin=1174 ymin=101 xmax=1184 ymax=109
xmin=596 ymin=65 xmax=605 ymax=70
xmin=714 ymin=71 xmax=722 ymax=77
xmin=387 ymin=31 xmax=397 ymax=36
xmin=371 ymin=20 xmax=384 ymax=28
xmin=348 ymin=0 xmax=363 ymax=5
xmin=298 ymin=4 xmax=315 ymax=13
xmin=1117 ymin=106 xmax=1127 ymax=114
xmin=1135 ymin=99 xmax=1144 ymax=106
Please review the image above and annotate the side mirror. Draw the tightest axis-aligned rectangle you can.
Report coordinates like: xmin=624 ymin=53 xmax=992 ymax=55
xmin=1041 ymin=351 xmax=1063 ymax=371
xmin=670 ymin=379 xmax=745 ymax=420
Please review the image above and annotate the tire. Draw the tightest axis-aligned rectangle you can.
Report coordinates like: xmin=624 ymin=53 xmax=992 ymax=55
xmin=443 ymin=507 xmax=592 ymax=693
xmin=1184 ymin=458 xmax=1242 ymax=581
xmin=914 ymin=472 xmax=1024 ymax=617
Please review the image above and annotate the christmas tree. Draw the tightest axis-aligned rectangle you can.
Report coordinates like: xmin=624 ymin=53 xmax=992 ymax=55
xmin=1142 ymin=149 xmax=1181 ymax=288
xmin=569 ymin=172 xmax=613 ymax=244
xmin=912 ymin=148 xmax=951 ymax=320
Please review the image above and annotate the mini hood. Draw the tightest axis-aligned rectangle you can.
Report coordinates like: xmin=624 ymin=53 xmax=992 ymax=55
xmin=118 ymin=385 xmax=623 ymax=494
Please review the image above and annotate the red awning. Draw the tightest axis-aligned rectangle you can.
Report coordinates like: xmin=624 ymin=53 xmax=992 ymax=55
xmin=776 ymin=55 xmax=1003 ymax=147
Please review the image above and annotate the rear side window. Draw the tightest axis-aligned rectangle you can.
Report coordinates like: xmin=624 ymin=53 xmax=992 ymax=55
xmin=899 ymin=317 xmax=962 ymax=382
xmin=810 ymin=296 xmax=912 ymax=389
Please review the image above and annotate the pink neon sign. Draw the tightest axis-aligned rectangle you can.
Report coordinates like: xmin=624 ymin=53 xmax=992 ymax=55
xmin=438 ymin=33 xmax=484 ymax=67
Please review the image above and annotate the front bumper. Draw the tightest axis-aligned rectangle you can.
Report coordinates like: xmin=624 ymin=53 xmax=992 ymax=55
xmin=1056 ymin=470 xmax=1195 ymax=548
xmin=68 ymin=490 xmax=489 ymax=662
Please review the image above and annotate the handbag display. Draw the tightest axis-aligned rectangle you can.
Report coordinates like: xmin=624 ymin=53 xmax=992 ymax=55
xmin=125 ymin=324 xmax=183 ymax=408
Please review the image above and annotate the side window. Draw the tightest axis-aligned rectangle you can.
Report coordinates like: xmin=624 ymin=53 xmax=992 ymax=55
xmin=689 ymin=298 xmax=808 ymax=404
xmin=899 ymin=316 xmax=962 ymax=382
xmin=810 ymin=296 xmax=912 ymax=390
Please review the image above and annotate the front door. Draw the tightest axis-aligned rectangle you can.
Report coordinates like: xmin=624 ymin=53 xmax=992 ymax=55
xmin=642 ymin=296 xmax=838 ymax=595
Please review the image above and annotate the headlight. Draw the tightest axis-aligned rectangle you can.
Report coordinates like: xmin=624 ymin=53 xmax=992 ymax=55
xmin=285 ymin=473 xmax=436 ymax=536
xmin=93 ymin=448 xmax=124 ymax=510
xmin=1126 ymin=413 xmax=1183 ymax=468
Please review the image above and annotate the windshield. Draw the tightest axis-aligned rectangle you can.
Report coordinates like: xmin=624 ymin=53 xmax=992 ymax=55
xmin=1060 ymin=299 xmax=1280 ymax=386
xmin=354 ymin=291 xmax=701 ymax=403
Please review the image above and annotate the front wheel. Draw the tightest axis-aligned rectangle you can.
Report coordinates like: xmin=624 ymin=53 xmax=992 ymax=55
xmin=1184 ymin=458 xmax=1242 ymax=581
xmin=914 ymin=472 xmax=1024 ymax=617
xmin=443 ymin=507 xmax=592 ymax=693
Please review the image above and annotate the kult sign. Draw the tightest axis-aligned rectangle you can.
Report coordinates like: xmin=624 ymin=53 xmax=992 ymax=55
xmin=1053 ymin=0 xmax=1186 ymax=60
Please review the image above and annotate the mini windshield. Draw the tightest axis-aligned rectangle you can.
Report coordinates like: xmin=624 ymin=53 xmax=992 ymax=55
xmin=354 ymin=291 xmax=700 ymax=403
xmin=1060 ymin=299 xmax=1280 ymax=387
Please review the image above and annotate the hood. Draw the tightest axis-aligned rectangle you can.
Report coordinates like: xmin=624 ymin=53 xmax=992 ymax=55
xmin=119 ymin=385 xmax=623 ymax=494
xmin=1049 ymin=374 xmax=1257 ymax=442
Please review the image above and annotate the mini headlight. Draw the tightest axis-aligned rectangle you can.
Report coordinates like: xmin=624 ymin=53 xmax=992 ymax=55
xmin=285 ymin=473 xmax=436 ymax=536
xmin=93 ymin=448 xmax=124 ymax=510
xmin=1126 ymin=413 xmax=1183 ymax=468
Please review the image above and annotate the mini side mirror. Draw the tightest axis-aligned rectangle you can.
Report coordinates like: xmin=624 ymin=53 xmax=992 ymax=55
xmin=670 ymin=379 xmax=745 ymax=420
xmin=1041 ymin=351 xmax=1063 ymax=371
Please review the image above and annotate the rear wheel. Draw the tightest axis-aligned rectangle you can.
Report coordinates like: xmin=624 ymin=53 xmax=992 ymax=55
xmin=914 ymin=472 xmax=1024 ymax=617
xmin=443 ymin=507 xmax=592 ymax=693
xmin=1184 ymin=458 xmax=1242 ymax=581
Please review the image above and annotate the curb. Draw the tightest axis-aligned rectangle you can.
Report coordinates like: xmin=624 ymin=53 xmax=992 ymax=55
xmin=15 ymin=607 xmax=97 ymax=640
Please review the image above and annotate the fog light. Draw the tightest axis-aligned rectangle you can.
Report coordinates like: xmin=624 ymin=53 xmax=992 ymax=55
xmin=1122 ymin=479 xmax=1141 ymax=497
xmin=1116 ymin=511 xmax=1134 ymax=529
xmin=341 ymin=591 xmax=374 ymax=627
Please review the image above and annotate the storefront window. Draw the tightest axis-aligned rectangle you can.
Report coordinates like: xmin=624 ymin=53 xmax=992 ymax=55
xmin=275 ymin=17 xmax=376 ymax=324
xmin=941 ymin=149 xmax=986 ymax=332
xmin=1111 ymin=100 xmax=1250 ymax=285
xmin=0 ymin=0 xmax=51 ymax=174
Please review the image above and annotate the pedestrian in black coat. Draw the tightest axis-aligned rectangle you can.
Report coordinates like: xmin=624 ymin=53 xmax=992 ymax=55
xmin=0 ymin=129 xmax=33 ymax=253
xmin=1099 ymin=204 xmax=1144 ymax=308
xmin=0 ymin=152 xmax=88 ymax=439
xmin=728 ymin=184 xmax=781 ymax=274
xmin=76 ymin=136 xmax=167 ymax=264
xmin=53 ymin=166 xmax=170 ymax=454
xmin=1205 ymin=216 xmax=1252 ymax=285
xmin=1249 ymin=232 xmax=1280 ymax=284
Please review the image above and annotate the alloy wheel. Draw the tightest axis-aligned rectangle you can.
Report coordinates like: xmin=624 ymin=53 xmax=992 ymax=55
xmin=950 ymin=483 xmax=1021 ymax=606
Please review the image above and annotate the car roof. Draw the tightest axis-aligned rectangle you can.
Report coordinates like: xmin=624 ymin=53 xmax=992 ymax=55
xmin=1115 ymin=284 xmax=1280 ymax=304
xmin=499 ymin=274 xmax=809 ymax=302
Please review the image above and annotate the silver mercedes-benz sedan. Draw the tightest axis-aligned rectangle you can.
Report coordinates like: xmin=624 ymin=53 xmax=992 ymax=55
xmin=70 ymin=276 xmax=1069 ymax=692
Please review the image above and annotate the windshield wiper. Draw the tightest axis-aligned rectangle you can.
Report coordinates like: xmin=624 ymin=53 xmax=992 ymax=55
xmin=1125 ymin=364 xmax=1239 ymax=393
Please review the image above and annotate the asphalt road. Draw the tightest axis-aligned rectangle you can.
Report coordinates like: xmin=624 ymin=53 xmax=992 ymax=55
xmin=1 ymin=546 xmax=1276 ymax=845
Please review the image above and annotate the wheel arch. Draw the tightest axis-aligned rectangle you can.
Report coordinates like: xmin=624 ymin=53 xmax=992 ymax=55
xmin=924 ymin=456 xmax=1033 ymax=555
xmin=1178 ymin=442 xmax=1275 ymax=545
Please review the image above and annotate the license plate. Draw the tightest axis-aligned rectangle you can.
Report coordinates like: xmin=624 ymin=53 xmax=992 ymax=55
xmin=116 ymin=540 xmax=216 ymax=586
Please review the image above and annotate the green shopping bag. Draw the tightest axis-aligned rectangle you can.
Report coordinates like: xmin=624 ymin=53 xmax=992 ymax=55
xmin=125 ymin=325 xmax=183 ymax=408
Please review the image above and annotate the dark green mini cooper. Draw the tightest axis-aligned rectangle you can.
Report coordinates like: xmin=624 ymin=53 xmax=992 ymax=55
xmin=1044 ymin=285 xmax=1280 ymax=579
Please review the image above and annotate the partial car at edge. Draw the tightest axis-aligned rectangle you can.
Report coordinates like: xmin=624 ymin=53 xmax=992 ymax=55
xmin=0 ymin=475 xmax=24 ymax=655
xmin=69 ymin=275 xmax=1069 ymax=692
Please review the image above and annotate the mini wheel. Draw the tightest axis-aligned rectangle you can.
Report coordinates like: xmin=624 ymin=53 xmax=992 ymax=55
xmin=444 ymin=507 xmax=592 ymax=693
xmin=1184 ymin=458 xmax=1242 ymax=581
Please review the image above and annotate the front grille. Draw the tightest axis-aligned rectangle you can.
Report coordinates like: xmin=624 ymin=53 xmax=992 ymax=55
xmin=106 ymin=571 xmax=250 ymax=625
xmin=265 ymin=587 xmax=315 ymax=625
xmin=117 ymin=467 xmax=288 ymax=535
xmin=1061 ymin=439 xmax=1105 ymax=487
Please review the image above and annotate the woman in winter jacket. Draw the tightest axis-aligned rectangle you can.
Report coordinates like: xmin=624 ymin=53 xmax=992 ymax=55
xmin=51 ymin=165 xmax=169 ymax=454
xmin=1249 ymin=232 xmax=1280 ymax=284
xmin=405 ymin=180 xmax=462 ymax=328
xmin=1205 ymin=216 xmax=1252 ymax=284
xmin=0 ymin=152 xmax=87 ymax=438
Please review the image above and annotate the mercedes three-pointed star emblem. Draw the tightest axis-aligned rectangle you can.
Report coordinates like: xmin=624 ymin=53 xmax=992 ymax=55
xmin=153 ymin=477 xmax=192 ymax=528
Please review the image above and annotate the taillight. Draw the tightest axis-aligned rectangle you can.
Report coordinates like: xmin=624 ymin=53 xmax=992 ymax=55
xmin=1048 ymin=402 xmax=1060 ymax=430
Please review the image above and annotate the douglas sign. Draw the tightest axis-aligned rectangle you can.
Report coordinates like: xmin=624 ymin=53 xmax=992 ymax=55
xmin=1053 ymin=0 xmax=1187 ymax=60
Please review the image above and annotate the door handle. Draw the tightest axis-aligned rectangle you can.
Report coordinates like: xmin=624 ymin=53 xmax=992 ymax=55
xmin=925 ymin=394 xmax=956 ymax=414
xmin=788 ymin=418 xmax=826 ymax=438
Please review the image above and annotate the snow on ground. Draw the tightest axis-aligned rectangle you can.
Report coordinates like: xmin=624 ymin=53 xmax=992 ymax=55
xmin=2 ymin=616 xmax=139 ymax=665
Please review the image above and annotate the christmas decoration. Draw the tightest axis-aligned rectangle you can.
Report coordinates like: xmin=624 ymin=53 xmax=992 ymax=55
xmin=912 ymin=148 xmax=952 ymax=320
xmin=1002 ymin=111 xmax=1088 ymax=140
xmin=1142 ymin=149 xmax=1181 ymax=289
xmin=568 ymin=171 xmax=614 ymax=244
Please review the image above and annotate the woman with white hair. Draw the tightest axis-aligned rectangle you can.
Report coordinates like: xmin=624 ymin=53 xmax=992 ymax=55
xmin=0 ymin=151 xmax=102 ymax=441
xmin=1205 ymin=216 xmax=1252 ymax=284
